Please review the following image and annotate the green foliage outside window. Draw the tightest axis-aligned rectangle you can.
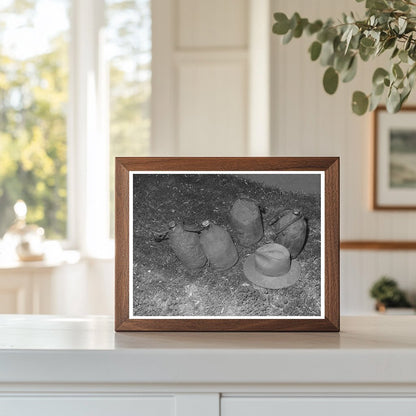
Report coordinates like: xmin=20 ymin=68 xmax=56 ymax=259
xmin=0 ymin=0 xmax=151 ymax=240
xmin=107 ymin=0 xmax=151 ymax=237
xmin=0 ymin=1 xmax=69 ymax=238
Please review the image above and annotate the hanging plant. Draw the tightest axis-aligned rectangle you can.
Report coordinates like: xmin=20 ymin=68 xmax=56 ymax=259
xmin=272 ymin=0 xmax=416 ymax=115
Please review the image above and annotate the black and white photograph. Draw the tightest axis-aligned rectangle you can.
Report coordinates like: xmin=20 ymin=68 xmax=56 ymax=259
xmin=129 ymin=172 xmax=324 ymax=319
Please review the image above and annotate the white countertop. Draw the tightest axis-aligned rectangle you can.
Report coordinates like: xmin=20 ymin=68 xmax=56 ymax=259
xmin=0 ymin=315 xmax=415 ymax=386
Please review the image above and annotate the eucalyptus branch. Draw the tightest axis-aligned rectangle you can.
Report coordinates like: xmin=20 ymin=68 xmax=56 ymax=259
xmin=272 ymin=0 xmax=416 ymax=115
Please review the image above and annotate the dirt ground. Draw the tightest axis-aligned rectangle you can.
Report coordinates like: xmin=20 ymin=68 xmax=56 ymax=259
xmin=132 ymin=174 xmax=321 ymax=317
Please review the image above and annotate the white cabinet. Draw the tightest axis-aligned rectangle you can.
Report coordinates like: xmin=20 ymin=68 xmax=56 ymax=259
xmin=0 ymin=251 xmax=83 ymax=314
xmin=1 ymin=316 xmax=416 ymax=416
xmin=222 ymin=398 xmax=416 ymax=416
xmin=0 ymin=263 xmax=85 ymax=314
xmin=0 ymin=255 xmax=114 ymax=315
xmin=3 ymin=395 xmax=416 ymax=416
xmin=0 ymin=268 xmax=55 ymax=314
xmin=1 ymin=396 xmax=175 ymax=416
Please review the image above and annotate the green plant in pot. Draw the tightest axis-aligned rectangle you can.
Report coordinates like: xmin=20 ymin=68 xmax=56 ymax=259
xmin=369 ymin=276 xmax=412 ymax=311
xmin=272 ymin=0 xmax=416 ymax=115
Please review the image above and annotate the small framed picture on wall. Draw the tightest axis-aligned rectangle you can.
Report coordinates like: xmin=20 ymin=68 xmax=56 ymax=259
xmin=374 ymin=106 xmax=416 ymax=210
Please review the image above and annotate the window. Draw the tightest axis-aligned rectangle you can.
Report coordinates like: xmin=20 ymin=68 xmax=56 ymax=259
xmin=0 ymin=0 xmax=151 ymax=252
xmin=0 ymin=0 xmax=70 ymax=239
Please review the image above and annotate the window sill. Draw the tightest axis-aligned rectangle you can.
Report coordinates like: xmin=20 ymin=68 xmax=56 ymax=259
xmin=0 ymin=249 xmax=81 ymax=271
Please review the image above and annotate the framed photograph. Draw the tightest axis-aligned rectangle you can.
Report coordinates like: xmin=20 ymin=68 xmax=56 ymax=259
xmin=115 ymin=157 xmax=339 ymax=332
xmin=374 ymin=106 xmax=416 ymax=209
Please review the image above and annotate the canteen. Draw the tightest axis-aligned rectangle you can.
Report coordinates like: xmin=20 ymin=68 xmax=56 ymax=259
xmin=270 ymin=209 xmax=307 ymax=259
xmin=230 ymin=197 xmax=263 ymax=247
xmin=200 ymin=220 xmax=238 ymax=270
xmin=166 ymin=221 xmax=207 ymax=269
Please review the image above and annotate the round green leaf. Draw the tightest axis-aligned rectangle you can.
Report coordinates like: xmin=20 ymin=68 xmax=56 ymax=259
xmin=352 ymin=91 xmax=369 ymax=115
xmin=307 ymin=20 xmax=323 ymax=35
xmin=384 ymin=37 xmax=396 ymax=50
xmin=317 ymin=30 xmax=328 ymax=43
xmin=399 ymin=50 xmax=408 ymax=63
xmin=373 ymin=82 xmax=384 ymax=96
xmin=387 ymin=88 xmax=401 ymax=113
xmin=290 ymin=12 xmax=301 ymax=29
xmin=273 ymin=13 xmax=290 ymax=35
xmin=323 ymin=67 xmax=339 ymax=95
xmin=360 ymin=37 xmax=375 ymax=48
xmin=393 ymin=0 xmax=410 ymax=11
xmin=367 ymin=0 xmax=388 ymax=11
xmin=359 ymin=44 xmax=375 ymax=62
xmin=293 ymin=18 xmax=308 ymax=38
xmin=309 ymin=41 xmax=322 ymax=61
xmin=372 ymin=68 xmax=389 ymax=86
xmin=401 ymin=87 xmax=411 ymax=106
xmin=393 ymin=63 xmax=404 ymax=79
xmin=391 ymin=47 xmax=399 ymax=59
xmin=342 ymin=56 xmax=357 ymax=83
xmin=369 ymin=92 xmax=383 ymax=112
xmin=334 ymin=52 xmax=352 ymax=73
xmin=282 ymin=29 xmax=293 ymax=44
xmin=320 ymin=41 xmax=335 ymax=66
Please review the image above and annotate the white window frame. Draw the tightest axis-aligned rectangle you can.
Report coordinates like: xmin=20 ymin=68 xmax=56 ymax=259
xmin=68 ymin=0 xmax=111 ymax=258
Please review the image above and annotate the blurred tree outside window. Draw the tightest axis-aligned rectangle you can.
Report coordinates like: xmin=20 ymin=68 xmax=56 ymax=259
xmin=0 ymin=0 xmax=151 ymax=243
xmin=106 ymin=0 xmax=151 ymax=238
xmin=0 ymin=0 xmax=70 ymax=239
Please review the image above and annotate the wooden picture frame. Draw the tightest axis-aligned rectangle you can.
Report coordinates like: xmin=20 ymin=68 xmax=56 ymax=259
xmin=115 ymin=157 xmax=339 ymax=332
xmin=373 ymin=106 xmax=416 ymax=210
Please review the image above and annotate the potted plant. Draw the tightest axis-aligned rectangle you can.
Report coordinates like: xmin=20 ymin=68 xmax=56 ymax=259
xmin=369 ymin=276 xmax=414 ymax=313
xmin=272 ymin=0 xmax=416 ymax=115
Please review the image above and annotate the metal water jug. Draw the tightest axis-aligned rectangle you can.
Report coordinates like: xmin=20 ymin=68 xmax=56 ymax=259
xmin=269 ymin=209 xmax=307 ymax=259
xmin=230 ymin=197 xmax=263 ymax=247
xmin=165 ymin=221 xmax=207 ymax=269
xmin=200 ymin=220 xmax=238 ymax=270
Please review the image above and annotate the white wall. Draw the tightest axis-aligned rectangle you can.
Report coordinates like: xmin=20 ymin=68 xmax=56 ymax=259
xmin=152 ymin=0 xmax=250 ymax=156
xmin=271 ymin=0 xmax=416 ymax=313
xmin=50 ymin=259 xmax=114 ymax=316
xmin=152 ymin=0 xmax=271 ymax=157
